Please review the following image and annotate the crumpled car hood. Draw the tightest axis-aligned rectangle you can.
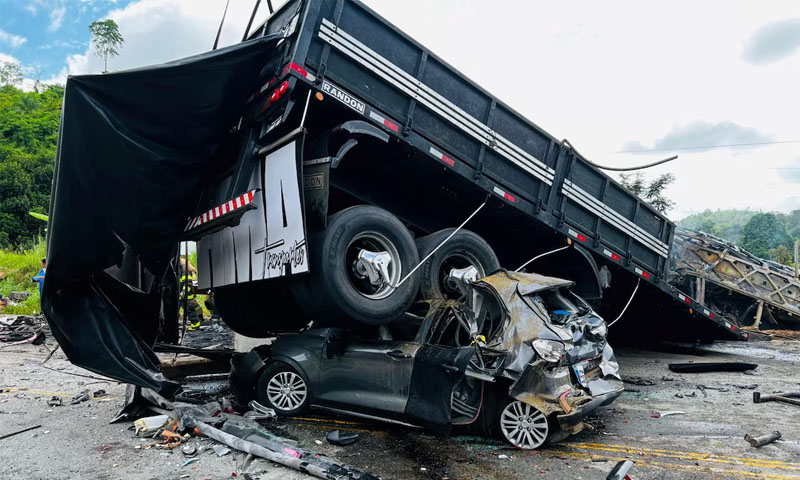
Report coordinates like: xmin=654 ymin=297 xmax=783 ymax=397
xmin=469 ymin=270 xmax=622 ymax=418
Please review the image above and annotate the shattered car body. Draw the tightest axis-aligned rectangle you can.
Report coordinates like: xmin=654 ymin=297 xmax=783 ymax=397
xmin=236 ymin=270 xmax=623 ymax=449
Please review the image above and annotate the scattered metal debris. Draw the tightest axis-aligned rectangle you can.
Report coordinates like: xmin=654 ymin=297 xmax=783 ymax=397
xmin=744 ymin=431 xmax=781 ymax=447
xmin=47 ymin=396 xmax=63 ymax=407
xmin=668 ymin=362 xmax=758 ymax=373
xmin=326 ymin=430 xmax=359 ymax=446
xmin=652 ymin=411 xmax=685 ymax=418
xmin=181 ymin=445 xmax=197 ymax=457
xmin=0 ymin=425 xmax=41 ymax=440
xmin=606 ymin=460 xmax=634 ymax=480
xmin=753 ymin=391 xmax=800 ymax=407
xmin=70 ymin=390 xmax=90 ymax=405
xmin=213 ymin=445 xmax=231 ymax=457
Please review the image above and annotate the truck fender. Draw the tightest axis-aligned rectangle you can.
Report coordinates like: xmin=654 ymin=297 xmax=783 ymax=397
xmin=330 ymin=120 xmax=389 ymax=168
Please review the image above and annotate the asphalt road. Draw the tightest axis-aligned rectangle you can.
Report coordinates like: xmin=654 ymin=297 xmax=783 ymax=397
xmin=2 ymin=336 xmax=799 ymax=479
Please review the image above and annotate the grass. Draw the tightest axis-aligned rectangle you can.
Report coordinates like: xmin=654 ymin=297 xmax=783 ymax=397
xmin=0 ymin=240 xmax=46 ymax=315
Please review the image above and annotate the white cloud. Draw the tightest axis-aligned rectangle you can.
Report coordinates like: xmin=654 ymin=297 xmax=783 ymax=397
xmin=0 ymin=52 xmax=21 ymax=64
xmin=48 ymin=5 xmax=67 ymax=32
xmin=0 ymin=29 xmax=27 ymax=48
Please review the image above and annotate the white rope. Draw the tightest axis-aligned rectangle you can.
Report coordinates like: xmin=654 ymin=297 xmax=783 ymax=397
xmin=608 ymin=278 xmax=640 ymax=327
xmin=391 ymin=197 xmax=488 ymax=288
xmin=514 ymin=245 xmax=571 ymax=272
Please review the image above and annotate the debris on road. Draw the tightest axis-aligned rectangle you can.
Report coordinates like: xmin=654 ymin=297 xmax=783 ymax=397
xmin=668 ymin=362 xmax=758 ymax=373
xmin=181 ymin=445 xmax=197 ymax=457
xmin=0 ymin=424 xmax=41 ymax=440
xmin=753 ymin=391 xmax=800 ymax=407
xmin=326 ymin=430 xmax=359 ymax=446
xmin=606 ymin=460 xmax=634 ymax=480
xmin=652 ymin=411 xmax=686 ymax=418
xmin=744 ymin=431 xmax=782 ymax=448
xmin=623 ymin=376 xmax=655 ymax=386
xmin=47 ymin=396 xmax=63 ymax=407
xmin=0 ymin=315 xmax=46 ymax=347
xmin=213 ymin=445 xmax=231 ymax=457
xmin=134 ymin=414 xmax=171 ymax=435
xmin=70 ymin=390 xmax=90 ymax=405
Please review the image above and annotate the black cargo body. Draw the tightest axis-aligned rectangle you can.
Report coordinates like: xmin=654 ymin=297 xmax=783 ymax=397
xmin=245 ymin=0 xmax=745 ymax=339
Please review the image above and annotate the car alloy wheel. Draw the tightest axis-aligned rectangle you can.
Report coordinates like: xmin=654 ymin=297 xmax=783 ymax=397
xmin=499 ymin=400 xmax=549 ymax=449
xmin=266 ymin=371 xmax=308 ymax=412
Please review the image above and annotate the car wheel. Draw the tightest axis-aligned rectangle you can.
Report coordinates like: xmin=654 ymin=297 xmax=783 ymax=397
xmin=416 ymin=229 xmax=500 ymax=300
xmin=256 ymin=362 xmax=310 ymax=416
xmin=291 ymin=205 xmax=420 ymax=325
xmin=497 ymin=399 xmax=549 ymax=450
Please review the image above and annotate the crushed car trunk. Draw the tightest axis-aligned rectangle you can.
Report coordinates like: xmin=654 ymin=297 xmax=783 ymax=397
xmin=43 ymin=35 xmax=283 ymax=395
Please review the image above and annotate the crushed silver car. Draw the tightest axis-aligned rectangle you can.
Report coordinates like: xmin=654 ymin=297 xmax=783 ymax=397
xmin=233 ymin=270 xmax=623 ymax=449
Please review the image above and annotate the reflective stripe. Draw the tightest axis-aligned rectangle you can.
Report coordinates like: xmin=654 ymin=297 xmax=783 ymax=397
xmin=185 ymin=189 xmax=257 ymax=232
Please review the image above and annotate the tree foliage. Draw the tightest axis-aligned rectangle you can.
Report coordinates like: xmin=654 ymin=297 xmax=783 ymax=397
xmin=739 ymin=213 xmax=792 ymax=260
xmin=89 ymin=19 xmax=124 ymax=72
xmin=0 ymin=61 xmax=23 ymax=86
xmin=618 ymin=172 xmax=676 ymax=213
xmin=0 ymin=84 xmax=63 ymax=249
xmin=678 ymin=209 xmax=758 ymax=244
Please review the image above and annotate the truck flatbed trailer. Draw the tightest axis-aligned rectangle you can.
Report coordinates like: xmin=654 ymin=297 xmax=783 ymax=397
xmin=187 ymin=0 xmax=744 ymax=339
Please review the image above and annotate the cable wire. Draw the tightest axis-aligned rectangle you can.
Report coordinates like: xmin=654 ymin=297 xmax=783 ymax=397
xmin=607 ymin=278 xmax=640 ymax=328
xmin=562 ymin=138 xmax=679 ymax=172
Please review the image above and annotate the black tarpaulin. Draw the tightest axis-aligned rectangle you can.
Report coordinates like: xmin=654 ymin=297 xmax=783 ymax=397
xmin=42 ymin=36 xmax=281 ymax=395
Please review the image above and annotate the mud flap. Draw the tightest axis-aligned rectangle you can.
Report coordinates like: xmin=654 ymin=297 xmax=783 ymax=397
xmin=404 ymin=345 xmax=476 ymax=433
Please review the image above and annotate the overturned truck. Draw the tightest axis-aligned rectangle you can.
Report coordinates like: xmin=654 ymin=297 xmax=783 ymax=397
xmin=43 ymin=0 xmax=742 ymax=445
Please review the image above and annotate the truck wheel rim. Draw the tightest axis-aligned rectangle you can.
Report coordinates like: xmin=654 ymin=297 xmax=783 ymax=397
xmin=440 ymin=252 xmax=484 ymax=298
xmin=500 ymin=401 xmax=548 ymax=449
xmin=347 ymin=231 xmax=402 ymax=300
xmin=266 ymin=371 xmax=307 ymax=411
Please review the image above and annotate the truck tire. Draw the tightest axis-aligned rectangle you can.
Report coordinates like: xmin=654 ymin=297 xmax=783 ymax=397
xmin=292 ymin=205 xmax=420 ymax=325
xmin=214 ymin=281 xmax=310 ymax=338
xmin=416 ymin=229 xmax=500 ymax=300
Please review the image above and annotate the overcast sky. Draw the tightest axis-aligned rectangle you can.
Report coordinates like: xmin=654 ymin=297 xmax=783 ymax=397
xmin=1 ymin=0 xmax=799 ymax=220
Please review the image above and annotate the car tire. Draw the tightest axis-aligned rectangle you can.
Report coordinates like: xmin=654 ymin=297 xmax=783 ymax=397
xmin=214 ymin=281 xmax=309 ymax=338
xmin=496 ymin=398 xmax=549 ymax=450
xmin=291 ymin=205 xmax=420 ymax=326
xmin=416 ymin=229 xmax=500 ymax=300
xmin=256 ymin=362 xmax=310 ymax=416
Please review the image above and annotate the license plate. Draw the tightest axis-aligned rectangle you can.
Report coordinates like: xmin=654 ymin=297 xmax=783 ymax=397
xmin=573 ymin=364 xmax=587 ymax=386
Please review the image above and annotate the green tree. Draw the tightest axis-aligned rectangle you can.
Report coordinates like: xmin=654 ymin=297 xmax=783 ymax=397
xmin=618 ymin=172 xmax=676 ymax=213
xmin=0 ymin=61 xmax=23 ymax=86
xmin=0 ymin=84 xmax=63 ymax=248
xmin=740 ymin=213 xmax=792 ymax=259
xmin=88 ymin=19 xmax=124 ymax=73
xmin=769 ymin=244 xmax=793 ymax=265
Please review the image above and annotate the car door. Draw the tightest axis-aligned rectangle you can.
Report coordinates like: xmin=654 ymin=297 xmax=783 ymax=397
xmin=316 ymin=331 xmax=421 ymax=420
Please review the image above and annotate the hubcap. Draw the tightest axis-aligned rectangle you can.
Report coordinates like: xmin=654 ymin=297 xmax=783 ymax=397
xmin=439 ymin=252 xmax=484 ymax=299
xmin=266 ymin=371 xmax=307 ymax=412
xmin=347 ymin=231 xmax=402 ymax=300
xmin=500 ymin=401 xmax=549 ymax=449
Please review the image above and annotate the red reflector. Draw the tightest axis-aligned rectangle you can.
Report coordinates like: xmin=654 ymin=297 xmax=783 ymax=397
xmin=383 ymin=119 xmax=399 ymax=132
xmin=504 ymin=192 xmax=516 ymax=203
xmin=642 ymin=271 xmax=651 ymax=279
xmin=730 ymin=324 xmax=737 ymax=331
xmin=709 ymin=312 xmax=716 ymax=318
xmin=269 ymin=91 xmax=281 ymax=102
xmin=576 ymin=233 xmax=587 ymax=243
xmin=278 ymin=81 xmax=289 ymax=94
xmin=684 ymin=297 xmax=692 ymax=304
xmin=284 ymin=62 xmax=308 ymax=78
xmin=611 ymin=253 xmax=620 ymax=261
xmin=442 ymin=155 xmax=455 ymax=167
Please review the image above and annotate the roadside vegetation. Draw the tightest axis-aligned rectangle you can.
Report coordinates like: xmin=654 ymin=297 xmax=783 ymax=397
xmin=0 ymin=240 xmax=46 ymax=314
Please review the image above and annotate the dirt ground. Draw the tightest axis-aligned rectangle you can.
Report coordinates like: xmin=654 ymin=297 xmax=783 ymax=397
xmin=2 ymin=332 xmax=800 ymax=480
